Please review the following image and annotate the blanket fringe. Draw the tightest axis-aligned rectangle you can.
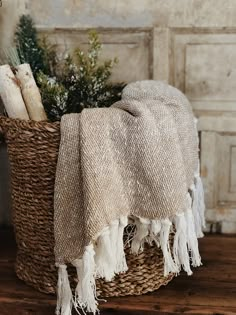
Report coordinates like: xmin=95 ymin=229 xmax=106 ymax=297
xmin=130 ymin=194 xmax=202 ymax=276
xmin=94 ymin=216 xmax=129 ymax=281
xmin=116 ymin=216 xmax=128 ymax=273
xmin=109 ymin=219 xmax=119 ymax=269
xmin=173 ymin=212 xmax=192 ymax=275
xmin=131 ymin=217 xmax=150 ymax=254
xmin=56 ymin=264 xmax=73 ymax=315
xmin=95 ymin=226 xmax=115 ymax=281
xmin=72 ymin=259 xmax=83 ymax=306
xmin=192 ymin=117 xmax=206 ymax=238
xmin=191 ymin=164 xmax=206 ymax=238
xmin=72 ymin=244 xmax=98 ymax=315
xmin=149 ymin=219 xmax=161 ymax=247
xmin=56 ymin=204 xmax=203 ymax=315
xmin=185 ymin=208 xmax=201 ymax=267
xmin=160 ymin=219 xmax=178 ymax=276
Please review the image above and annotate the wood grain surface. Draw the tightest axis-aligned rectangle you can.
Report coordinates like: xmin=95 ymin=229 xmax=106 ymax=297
xmin=0 ymin=228 xmax=235 ymax=315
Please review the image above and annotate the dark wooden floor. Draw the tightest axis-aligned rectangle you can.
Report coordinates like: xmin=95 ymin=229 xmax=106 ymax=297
xmin=0 ymin=229 xmax=236 ymax=315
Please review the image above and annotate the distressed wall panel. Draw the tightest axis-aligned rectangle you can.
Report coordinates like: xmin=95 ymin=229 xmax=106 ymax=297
xmin=230 ymin=147 xmax=236 ymax=192
xmin=218 ymin=135 xmax=236 ymax=203
xmin=0 ymin=0 xmax=28 ymax=49
xmin=185 ymin=44 xmax=236 ymax=101
xmin=168 ymin=30 xmax=236 ymax=114
xmin=28 ymin=0 xmax=236 ymax=29
xmin=39 ymin=28 xmax=153 ymax=83
xmin=200 ymin=131 xmax=218 ymax=209
xmin=199 ymin=116 xmax=236 ymax=233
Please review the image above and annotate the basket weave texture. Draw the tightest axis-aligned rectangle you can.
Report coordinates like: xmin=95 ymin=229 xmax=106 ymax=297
xmin=0 ymin=116 xmax=174 ymax=297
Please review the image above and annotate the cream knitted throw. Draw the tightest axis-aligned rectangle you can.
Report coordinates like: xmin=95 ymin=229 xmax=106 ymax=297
xmin=54 ymin=80 xmax=205 ymax=315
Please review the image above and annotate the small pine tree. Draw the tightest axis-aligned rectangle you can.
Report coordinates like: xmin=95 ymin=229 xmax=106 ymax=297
xmin=15 ymin=15 xmax=50 ymax=77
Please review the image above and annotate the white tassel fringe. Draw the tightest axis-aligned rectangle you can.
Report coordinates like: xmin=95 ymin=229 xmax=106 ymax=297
xmin=149 ymin=219 xmax=161 ymax=247
xmin=185 ymin=209 xmax=202 ymax=267
xmin=173 ymin=213 xmax=192 ymax=275
xmin=191 ymin=166 xmax=206 ymax=238
xmin=56 ymin=205 xmax=203 ymax=315
xmin=159 ymin=219 xmax=178 ymax=276
xmin=56 ymin=264 xmax=73 ymax=315
xmin=116 ymin=216 xmax=128 ymax=273
xmin=72 ymin=244 xmax=98 ymax=315
xmin=109 ymin=219 xmax=119 ymax=268
xmin=192 ymin=117 xmax=206 ymax=238
xmin=95 ymin=226 xmax=115 ymax=281
xmin=131 ymin=217 xmax=150 ymax=254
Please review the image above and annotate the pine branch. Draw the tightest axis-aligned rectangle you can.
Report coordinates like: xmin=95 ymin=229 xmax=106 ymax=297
xmin=14 ymin=17 xmax=126 ymax=121
xmin=15 ymin=15 xmax=50 ymax=77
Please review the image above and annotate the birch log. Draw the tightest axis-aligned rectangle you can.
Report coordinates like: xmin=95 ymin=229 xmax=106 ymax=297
xmin=0 ymin=65 xmax=29 ymax=120
xmin=15 ymin=64 xmax=47 ymax=121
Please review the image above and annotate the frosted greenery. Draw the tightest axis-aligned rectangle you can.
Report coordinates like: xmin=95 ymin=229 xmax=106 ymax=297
xmin=15 ymin=15 xmax=51 ymax=77
xmin=15 ymin=15 xmax=125 ymax=121
xmin=42 ymin=31 xmax=126 ymax=121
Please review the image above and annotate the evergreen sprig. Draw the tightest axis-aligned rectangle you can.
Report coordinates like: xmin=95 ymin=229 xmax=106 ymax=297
xmin=14 ymin=15 xmax=125 ymax=121
xmin=60 ymin=31 xmax=124 ymax=114
xmin=15 ymin=15 xmax=50 ymax=77
xmin=37 ymin=72 xmax=68 ymax=121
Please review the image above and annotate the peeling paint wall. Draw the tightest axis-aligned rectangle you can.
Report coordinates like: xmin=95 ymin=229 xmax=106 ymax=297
xmin=28 ymin=0 xmax=236 ymax=28
xmin=1 ymin=0 xmax=236 ymax=51
xmin=0 ymin=0 xmax=28 ymax=49
xmin=2 ymin=0 xmax=236 ymax=48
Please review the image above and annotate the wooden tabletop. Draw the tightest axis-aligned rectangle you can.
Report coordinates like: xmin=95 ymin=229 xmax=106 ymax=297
xmin=0 ymin=228 xmax=236 ymax=315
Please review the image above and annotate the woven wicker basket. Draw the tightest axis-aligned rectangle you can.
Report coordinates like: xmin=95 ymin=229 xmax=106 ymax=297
xmin=0 ymin=115 xmax=174 ymax=297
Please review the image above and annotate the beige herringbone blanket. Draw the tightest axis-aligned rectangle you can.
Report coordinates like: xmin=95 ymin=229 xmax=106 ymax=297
xmin=54 ymin=81 xmax=205 ymax=315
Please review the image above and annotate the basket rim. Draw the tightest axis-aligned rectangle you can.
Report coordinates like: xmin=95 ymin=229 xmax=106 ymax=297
xmin=0 ymin=114 xmax=60 ymax=137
